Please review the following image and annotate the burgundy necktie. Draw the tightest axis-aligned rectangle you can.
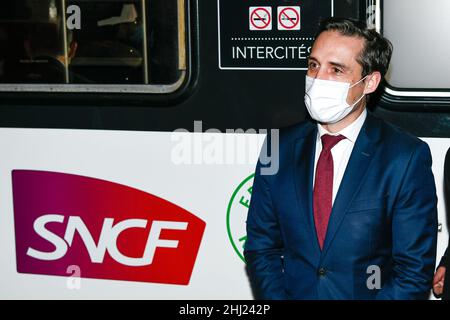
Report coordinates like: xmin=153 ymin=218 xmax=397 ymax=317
xmin=313 ymin=134 xmax=345 ymax=250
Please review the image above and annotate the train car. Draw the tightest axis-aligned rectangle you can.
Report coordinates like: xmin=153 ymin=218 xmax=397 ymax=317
xmin=0 ymin=0 xmax=449 ymax=300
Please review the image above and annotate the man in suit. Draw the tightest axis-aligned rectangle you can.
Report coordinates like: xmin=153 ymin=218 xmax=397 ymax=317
xmin=433 ymin=148 xmax=450 ymax=300
xmin=244 ymin=17 xmax=438 ymax=300
xmin=21 ymin=22 xmax=82 ymax=84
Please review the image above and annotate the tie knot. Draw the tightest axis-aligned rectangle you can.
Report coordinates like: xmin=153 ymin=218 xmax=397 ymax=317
xmin=321 ymin=134 xmax=345 ymax=151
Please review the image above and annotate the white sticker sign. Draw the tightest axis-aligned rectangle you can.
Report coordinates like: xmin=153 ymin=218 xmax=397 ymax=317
xmin=278 ymin=6 xmax=301 ymax=30
xmin=249 ymin=6 xmax=272 ymax=30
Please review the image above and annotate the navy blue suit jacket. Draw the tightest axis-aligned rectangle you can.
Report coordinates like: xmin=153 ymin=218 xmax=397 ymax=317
xmin=244 ymin=113 xmax=438 ymax=300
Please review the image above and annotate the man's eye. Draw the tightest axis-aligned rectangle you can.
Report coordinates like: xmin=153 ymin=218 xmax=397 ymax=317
xmin=333 ymin=67 xmax=343 ymax=74
xmin=308 ymin=62 xmax=318 ymax=69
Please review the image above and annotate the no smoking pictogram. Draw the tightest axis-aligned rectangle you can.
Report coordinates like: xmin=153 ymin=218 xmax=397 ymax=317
xmin=249 ymin=7 xmax=272 ymax=31
xmin=278 ymin=6 xmax=301 ymax=30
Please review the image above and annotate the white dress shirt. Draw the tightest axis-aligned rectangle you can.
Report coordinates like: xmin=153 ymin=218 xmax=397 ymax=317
xmin=313 ymin=108 xmax=367 ymax=205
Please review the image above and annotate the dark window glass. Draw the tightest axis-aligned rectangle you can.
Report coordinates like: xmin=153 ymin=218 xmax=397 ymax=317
xmin=0 ymin=0 xmax=186 ymax=90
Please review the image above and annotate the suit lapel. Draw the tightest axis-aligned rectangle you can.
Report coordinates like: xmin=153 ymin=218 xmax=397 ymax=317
xmin=293 ymin=124 xmax=321 ymax=253
xmin=321 ymin=114 xmax=382 ymax=257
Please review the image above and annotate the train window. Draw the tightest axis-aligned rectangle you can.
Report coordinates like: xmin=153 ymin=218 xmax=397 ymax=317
xmin=383 ymin=0 xmax=450 ymax=93
xmin=0 ymin=0 xmax=188 ymax=93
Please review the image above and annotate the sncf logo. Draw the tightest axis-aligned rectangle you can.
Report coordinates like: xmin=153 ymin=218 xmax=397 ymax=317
xmin=28 ymin=216 xmax=188 ymax=266
xmin=12 ymin=170 xmax=206 ymax=285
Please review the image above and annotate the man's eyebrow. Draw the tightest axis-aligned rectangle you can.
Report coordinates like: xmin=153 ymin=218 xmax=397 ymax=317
xmin=329 ymin=61 xmax=349 ymax=70
xmin=307 ymin=57 xmax=348 ymax=69
xmin=307 ymin=57 xmax=349 ymax=71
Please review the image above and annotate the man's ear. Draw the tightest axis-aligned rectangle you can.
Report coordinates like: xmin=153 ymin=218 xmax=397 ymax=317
xmin=68 ymin=41 xmax=78 ymax=60
xmin=364 ymin=71 xmax=382 ymax=95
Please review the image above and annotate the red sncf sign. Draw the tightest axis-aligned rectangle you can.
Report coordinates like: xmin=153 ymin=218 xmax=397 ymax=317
xmin=12 ymin=170 xmax=206 ymax=285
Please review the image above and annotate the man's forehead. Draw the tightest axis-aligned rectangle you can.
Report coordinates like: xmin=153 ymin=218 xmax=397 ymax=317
xmin=310 ymin=31 xmax=364 ymax=65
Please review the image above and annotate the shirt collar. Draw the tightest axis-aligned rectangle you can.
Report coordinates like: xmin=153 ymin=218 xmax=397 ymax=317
xmin=317 ymin=108 xmax=367 ymax=143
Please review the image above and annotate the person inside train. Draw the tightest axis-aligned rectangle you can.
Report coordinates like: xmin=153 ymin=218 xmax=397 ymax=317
xmin=19 ymin=22 xmax=89 ymax=84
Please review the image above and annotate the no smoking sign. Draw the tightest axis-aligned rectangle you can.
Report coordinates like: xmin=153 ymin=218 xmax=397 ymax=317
xmin=278 ymin=6 xmax=301 ymax=30
xmin=249 ymin=6 xmax=272 ymax=31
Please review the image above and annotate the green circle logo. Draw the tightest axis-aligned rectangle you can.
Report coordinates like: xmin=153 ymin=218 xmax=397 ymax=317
xmin=226 ymin=173 xmax=255 ymax=263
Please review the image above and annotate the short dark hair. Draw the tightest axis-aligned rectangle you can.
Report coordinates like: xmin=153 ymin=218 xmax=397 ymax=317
xmin=316 ymin=17 xmax=393 ymax=79
xmin=27 ymin=22 xmax=76 ymax=58
xmin=27 ymin=23 xmax=63 ymax=57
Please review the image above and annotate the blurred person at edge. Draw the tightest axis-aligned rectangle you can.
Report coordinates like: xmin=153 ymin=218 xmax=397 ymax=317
xmin=20 ymin=22 xmax=92 ymax=83
xmin=21 ymin=22 xmax=83 ymax=83
xmin=244 ymin=17 xmax=438 ymax=300
xmin=433 ymin=148 xmax=450 ymax=300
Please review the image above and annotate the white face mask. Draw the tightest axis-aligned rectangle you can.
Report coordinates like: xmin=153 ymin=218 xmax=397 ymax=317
xmin=304 ymin=75 xmax=368 ymax=124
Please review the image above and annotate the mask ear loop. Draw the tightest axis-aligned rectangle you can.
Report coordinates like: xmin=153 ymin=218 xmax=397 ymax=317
xmin=348 ymin=75 xmax=370 ymax=108
xmin=349 ymin=75 xmax=369 ymax=89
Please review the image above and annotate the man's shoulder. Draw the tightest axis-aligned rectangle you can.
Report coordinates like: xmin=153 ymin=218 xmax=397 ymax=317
xmin=277 ymin=120 xmax=316 ymax=143
xmin=274 ymin=114 xmax=429 ymax=153
xmin=372 ymin=115 xmax=428 ymax=151
xmin=366 ymin=115 xmax=432 ymax=167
